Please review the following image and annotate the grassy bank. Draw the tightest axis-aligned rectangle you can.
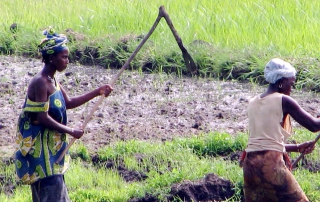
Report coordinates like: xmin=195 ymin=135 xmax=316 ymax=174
xmin=2 ymin=0 xmax=320 ymax=90
xmin=1 ymin=131 xmax=320 ymax=201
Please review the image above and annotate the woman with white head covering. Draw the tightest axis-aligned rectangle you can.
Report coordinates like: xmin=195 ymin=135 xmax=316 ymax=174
xmin=241 ymin=58 xmax=320 ymax=201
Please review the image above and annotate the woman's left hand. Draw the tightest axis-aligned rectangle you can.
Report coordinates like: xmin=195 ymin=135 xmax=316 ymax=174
xmin=298 ymin=141 xmax=316 ymax=154
xmin=99 ymin=84 xmax=113 ymax=97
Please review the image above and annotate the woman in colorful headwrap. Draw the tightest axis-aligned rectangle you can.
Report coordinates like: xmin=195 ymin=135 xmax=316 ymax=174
xmin=241 ymin=58 xmax=320 ymax=202
xmin=15 ymin=27 xmax=113 ymax=202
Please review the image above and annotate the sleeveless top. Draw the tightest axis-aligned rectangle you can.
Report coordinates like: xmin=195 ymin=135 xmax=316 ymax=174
xmin=15 ymin=81 xmax=70 ymax=184
xmin=245 ymin=92 xmax=291 ymax=153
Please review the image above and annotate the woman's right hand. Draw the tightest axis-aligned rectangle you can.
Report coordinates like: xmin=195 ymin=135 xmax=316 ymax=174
xmin=70 ymin=128 xmax=84 ymax=139
xmin=298 ymin=140 xmax=316 ymax=154
xmin=99 ymin=84 xmax=113 ymax=97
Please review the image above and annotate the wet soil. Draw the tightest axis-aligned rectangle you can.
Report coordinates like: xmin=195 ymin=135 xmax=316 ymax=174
xmin=1 ymin=55 xmax=320 ymax=201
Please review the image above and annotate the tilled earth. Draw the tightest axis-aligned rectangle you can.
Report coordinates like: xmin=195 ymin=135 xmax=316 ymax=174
xmin=1 ymin=55 xmax=320 ymax=201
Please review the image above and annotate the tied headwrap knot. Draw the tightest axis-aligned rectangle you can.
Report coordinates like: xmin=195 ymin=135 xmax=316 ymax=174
xmin=38 ymin=26 xmax=68 ymax=56
xmin=264 ymin=58 xmax=296 ymax=84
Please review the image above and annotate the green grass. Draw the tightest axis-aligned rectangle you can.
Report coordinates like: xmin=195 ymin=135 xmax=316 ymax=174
xmin=1 ymin=130 xmax=320 ymax=201
xmin=3 ymin=0 xmax=320 ymax=55
xmin=2 ymin=0 xmax=320 ymax=90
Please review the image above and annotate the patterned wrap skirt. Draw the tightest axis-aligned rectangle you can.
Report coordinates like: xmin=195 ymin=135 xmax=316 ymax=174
xmin=242 ymin=150 xmax=309 ymax=202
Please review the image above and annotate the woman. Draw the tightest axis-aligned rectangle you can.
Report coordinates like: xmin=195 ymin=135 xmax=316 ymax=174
xmin=14 ymin=27 xmax=113 ymax=202
xmin=242 ymin=58 xmax=319 ymax=202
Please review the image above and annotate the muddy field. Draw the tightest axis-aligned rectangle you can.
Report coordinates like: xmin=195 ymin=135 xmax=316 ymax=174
xmin=1 ymin=55 xmax=320 ymax=156
xmin=1 ymin=55 xmax=320 ymax=201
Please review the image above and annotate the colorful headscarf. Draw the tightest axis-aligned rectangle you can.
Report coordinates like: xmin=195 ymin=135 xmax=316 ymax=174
xmin=264 ymin=58 xmax=296 ymax=84
xmin=38 ymin=27 xmax=68 ymax=56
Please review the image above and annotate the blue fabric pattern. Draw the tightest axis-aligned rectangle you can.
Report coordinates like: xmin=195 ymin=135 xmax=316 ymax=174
xmin=15 ymin=82 xmax=70 ymax=185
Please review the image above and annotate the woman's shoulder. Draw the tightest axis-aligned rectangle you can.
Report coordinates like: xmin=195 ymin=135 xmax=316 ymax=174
xmin=282 ymin=94 xmax=298 ymax=104
xmin=27 ymin=73 xmax=51 ymax=100
xmin=29 ymin=73 xmax=48 ymax=86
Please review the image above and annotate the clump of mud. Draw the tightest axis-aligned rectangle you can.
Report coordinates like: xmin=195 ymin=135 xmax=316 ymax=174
xmin=167 ymin=173 xmax=236 ymax=202
xmin=128 ymin=173 xmax=237 ymax=202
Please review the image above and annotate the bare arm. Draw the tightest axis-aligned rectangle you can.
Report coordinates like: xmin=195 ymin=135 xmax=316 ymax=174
xmin=285 ymin=141 xmax=316 ymax=154
xmin=37 ymin=112 xmax=84 ymax=138
xmin=59 ymin=84 xmax=113 ymax=109
xmin=282 ymin=95 xmax=320 ymax=132
xmin=285 ymin=144 xmax=300 ymax=152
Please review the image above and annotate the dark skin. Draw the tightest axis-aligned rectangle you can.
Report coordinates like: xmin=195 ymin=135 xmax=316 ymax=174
xmin=27 ymin=48 xmax=113 ymax=139
xmin=261 ymin=76 xmax=318 ymax=154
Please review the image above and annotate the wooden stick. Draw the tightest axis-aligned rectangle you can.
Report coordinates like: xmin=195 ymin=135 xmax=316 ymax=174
xmin=55 ymin=7 xmax=164 ymax=164
xmin=159 ymin=6 xmax=198 ymax=75
xmin=292 ymin=133 xmax=320 ymax=168
xmin=56 ymin=6 xmax=197 ymax=164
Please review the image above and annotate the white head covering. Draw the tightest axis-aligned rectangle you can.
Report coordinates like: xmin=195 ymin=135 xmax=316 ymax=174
xmin=264 ymin=58 xmax=296 ymax=84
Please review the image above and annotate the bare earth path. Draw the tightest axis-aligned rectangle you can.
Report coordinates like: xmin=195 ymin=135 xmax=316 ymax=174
xmin=1 ymin=55 xmax=320 ymax=157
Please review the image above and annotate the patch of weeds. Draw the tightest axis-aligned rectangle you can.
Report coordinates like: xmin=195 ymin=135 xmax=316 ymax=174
xmin=0 ymin=31 xmax=15 ymax=54
xmin=70 ymin=142 xmax=90 ymax=161
xmin=173 ymin=132 xmax=247 ymax=156
xmin=0 ymin=158 xmax=17 ymax=196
